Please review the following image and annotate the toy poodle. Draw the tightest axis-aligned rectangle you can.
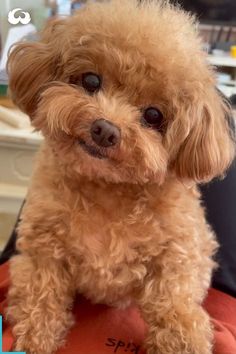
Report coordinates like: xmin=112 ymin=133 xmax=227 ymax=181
xmin=6 ymin=1 xmax=235 ymax=353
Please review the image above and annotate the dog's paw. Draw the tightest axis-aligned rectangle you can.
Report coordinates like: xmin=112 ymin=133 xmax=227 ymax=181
xmin=145 ymin=326 xmax=213 ymax=354
xmin=11 ymin=313 xmax=74 ymax=354
xmin=147 ymin=347 xmax=212 ymax=354
xmin=146 ymin=343 xmax=212 ymax=354
xmin=13 ymin=327 xmax=64 ymax=354
xmin=146 ymin=339 xmax=212 ymax=354
xmin=14 ymin=335 xmax=57 ymax=354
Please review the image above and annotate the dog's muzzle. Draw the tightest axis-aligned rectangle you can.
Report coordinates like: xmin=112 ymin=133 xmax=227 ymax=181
xmin=90 ymin=119 xmax=121 ymax=148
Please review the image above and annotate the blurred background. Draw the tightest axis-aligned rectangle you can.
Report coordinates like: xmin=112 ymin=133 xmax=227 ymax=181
xmin=0 ymin=0 xmax=236 ymax=250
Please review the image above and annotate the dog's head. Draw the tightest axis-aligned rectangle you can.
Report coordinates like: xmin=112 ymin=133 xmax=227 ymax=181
xmin=8 ymin=0 xmax=235 ymax=184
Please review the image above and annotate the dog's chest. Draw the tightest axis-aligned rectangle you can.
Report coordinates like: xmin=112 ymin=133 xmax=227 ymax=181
xmin=69 ymin=184 xmax=158 ymax=256
xmin=68 ymin=184 xmax=160 ymax=302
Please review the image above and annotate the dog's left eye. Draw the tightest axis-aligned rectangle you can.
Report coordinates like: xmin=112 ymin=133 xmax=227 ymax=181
xmin=82 ymin=73 xmax=101 ymax=93
xmin=142 ymin=107 xmax=164 ymax=131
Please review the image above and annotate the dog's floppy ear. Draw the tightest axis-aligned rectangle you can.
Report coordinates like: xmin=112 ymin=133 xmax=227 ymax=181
xmin=173 ymin=87 xmax=235 ymax=182
xmin=7 ymin=19 xmax=66 ymax=116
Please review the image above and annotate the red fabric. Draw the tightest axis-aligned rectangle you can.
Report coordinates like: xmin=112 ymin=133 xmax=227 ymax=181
xmin=1 ymin=262 xmax=236 ymax=354
xmin=204 ymin=289 xmax=236 ymax=354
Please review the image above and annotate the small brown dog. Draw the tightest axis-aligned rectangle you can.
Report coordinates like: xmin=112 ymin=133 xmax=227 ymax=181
xmin=6 ymin=1 xmax=235 ymax=353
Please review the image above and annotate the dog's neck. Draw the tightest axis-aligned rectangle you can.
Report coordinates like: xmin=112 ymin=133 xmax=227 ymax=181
xmin=37 ymin=142 xmax=190 ymax=208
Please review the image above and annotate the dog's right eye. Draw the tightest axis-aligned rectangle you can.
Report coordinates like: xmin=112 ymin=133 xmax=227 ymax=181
xmin=81 ymin=73 xmax=101 ymax=93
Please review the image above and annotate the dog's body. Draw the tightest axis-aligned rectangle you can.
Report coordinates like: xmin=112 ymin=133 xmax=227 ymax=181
xmin=6 ymin=1 xmax=235 ymax=354
xmin=9 ymin=145 xmax=216 ymax=354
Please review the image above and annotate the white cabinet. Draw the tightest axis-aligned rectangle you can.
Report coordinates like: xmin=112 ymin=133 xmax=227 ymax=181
xmin=0 ymin=118 xmax=42 ymax=248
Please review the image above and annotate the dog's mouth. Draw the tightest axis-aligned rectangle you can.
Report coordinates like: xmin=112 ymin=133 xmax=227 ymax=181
xmin=78 ymin=138 xmax=107 ymax=159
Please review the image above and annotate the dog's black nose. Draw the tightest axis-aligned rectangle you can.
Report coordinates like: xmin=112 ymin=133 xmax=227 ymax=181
xmin=90 ymin=119 xmax=121 ymax=147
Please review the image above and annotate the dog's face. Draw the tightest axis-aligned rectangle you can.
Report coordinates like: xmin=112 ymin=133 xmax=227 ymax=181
xmin=8 ymin=0 xmax=235 ymax=184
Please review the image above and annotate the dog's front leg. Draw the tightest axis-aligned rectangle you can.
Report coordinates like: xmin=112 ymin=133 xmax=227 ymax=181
xmin=137 ymin=270 xmax=213 ymax=354
xmin=7 ymin=254 xmax=75 ymax=354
